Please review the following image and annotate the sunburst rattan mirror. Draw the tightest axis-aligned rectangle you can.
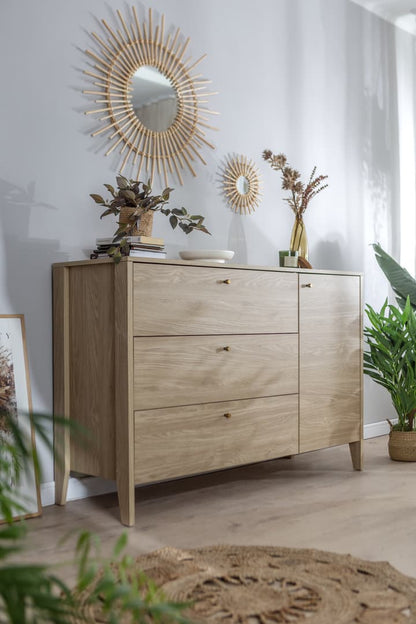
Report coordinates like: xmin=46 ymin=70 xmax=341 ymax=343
xmin=222 ymin=155 xmax=262 ymax=214
xmin=83 ymin=7 xmax=218 ymax=186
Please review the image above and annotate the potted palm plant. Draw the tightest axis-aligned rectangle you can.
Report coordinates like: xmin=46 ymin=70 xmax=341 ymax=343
xmin=364 ymin=295 xmax=416 ymax=461
xmin=365 ymin=242 xmax=416 ymax=460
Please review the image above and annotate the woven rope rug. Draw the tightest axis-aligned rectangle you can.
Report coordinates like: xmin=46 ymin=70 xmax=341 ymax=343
xmin=82 ymin=545 xmax=416 ymax=623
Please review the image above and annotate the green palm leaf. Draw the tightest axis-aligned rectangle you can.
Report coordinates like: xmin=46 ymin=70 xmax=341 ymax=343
xmin=372 ymin=243 xmax=416 ymax=310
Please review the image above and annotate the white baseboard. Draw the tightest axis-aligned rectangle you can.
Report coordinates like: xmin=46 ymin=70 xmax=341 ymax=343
xmin=363 ymin=419 xmax=393 ymax=439
xmin=40 ymin=419 xmax=392 ymax=507
xmin=41 ymin=476 xmax=117 ymax=508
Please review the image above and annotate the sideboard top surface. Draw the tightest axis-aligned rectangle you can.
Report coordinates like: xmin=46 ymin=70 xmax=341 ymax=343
xmin=52 ymin=256 xmax=363 ymax=277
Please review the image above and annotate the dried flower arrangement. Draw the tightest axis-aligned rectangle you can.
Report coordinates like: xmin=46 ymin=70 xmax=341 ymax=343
xmin=262 ymin=150 xmax=328 ymax=260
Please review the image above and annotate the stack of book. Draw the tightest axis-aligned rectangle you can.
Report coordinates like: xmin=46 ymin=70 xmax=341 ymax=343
xmin=91 ymin=235 xmax=166 ymax=259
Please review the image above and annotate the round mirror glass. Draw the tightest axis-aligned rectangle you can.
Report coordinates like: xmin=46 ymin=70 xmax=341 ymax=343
xmin=236 ymin=175 xmax=250 ymax=195
xmin=131 ymin=65 xmax=178 ymax=132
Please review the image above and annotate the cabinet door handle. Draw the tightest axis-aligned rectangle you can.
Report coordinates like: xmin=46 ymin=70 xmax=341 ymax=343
xmin=222 ymin=279 xmax=231 ymax=284
xmin=224 ymin=413 xmax=232 ymax=419
xmin=302 ymin=283 xmax=313 ymax=288
xmin=223 ymin=346 xmax=231 ymax=351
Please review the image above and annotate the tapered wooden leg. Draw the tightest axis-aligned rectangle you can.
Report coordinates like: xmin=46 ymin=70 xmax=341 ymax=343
xmin=349 ymin=440 xmax=363 ymax=471
xmin=54 ymin=452 xmax=69 ymax=505
xmin=117 ymin=474 xmax=135 ymax=527
xmin=54 ymin=413 xmax=70 ymax=505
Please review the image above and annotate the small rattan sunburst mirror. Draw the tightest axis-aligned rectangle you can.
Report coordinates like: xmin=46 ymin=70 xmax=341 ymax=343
xmin=222 ymin=155 xmax=262 ymax=214
xmin=83 ymin=7 xmax=218 ymax=186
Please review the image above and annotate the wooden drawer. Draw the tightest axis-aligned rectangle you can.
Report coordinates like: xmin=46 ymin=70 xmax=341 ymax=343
xmin=133 ymin=334 xmax=298 ymax=410
xmin=132 ymin=263 xmax=298 ymax=335
xmin=134 ymin=395 xmax=298 ymax=483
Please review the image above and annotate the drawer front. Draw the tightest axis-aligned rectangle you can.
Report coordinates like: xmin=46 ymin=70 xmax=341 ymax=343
xmin=133 ymin=334 xmax=298 ymax=410
xmin=133 ymin=264 xmax=298 ymax=335
xmin=134 ymin=395 xmax=298 ymax=483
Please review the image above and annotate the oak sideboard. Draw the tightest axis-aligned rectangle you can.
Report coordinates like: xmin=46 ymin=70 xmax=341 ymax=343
xmin=53 ymin=257 xmax=363 ymax=526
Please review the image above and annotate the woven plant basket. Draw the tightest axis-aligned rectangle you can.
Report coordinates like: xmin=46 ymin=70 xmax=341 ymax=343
xmin=119 ymin=207 xmax=154 ymax=237
xmin=388 ymin=430 xmax=416 ymax=461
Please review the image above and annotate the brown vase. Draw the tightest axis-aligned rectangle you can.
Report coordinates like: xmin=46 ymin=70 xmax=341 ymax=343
xmin=388 ymin=430 xmax=416 ymax=461
xmin=290 ymin=215 xmax=308 ymax=260
xmin=119 ymin=207 xmax=154 ymax=237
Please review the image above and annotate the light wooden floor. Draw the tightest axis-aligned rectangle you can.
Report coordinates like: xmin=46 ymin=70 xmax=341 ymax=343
xmin=14 ymin=436 xmax=416 ymax=584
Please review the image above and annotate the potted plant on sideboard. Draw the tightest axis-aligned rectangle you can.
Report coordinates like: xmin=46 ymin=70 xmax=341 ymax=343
xmin=90 ymin=175 xmax=210 ymax=262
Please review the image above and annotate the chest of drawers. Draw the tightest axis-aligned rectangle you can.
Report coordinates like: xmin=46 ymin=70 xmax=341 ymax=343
xmin=53 ymin=258 xmax=363 ymax=526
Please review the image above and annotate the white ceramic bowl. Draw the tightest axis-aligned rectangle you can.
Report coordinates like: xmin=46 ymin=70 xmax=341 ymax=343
xmin=179 ymin=250 xmax=234 ymax=263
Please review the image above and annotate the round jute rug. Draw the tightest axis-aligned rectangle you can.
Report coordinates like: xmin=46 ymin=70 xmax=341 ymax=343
xmin=80 ymin=545 xmax=416 ymax=623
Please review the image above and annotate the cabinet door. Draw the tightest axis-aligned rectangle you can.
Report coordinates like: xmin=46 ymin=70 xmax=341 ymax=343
xmin=299 ymin=273 xmax=362 ymax=453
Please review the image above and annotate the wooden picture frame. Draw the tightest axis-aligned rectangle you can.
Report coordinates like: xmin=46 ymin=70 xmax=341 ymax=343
xmin=0 ymin=315 xmax=41 ymax=521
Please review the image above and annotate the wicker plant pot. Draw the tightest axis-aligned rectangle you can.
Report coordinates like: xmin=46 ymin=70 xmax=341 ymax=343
xmin=388 ymin=430 xmax=416 ymax=461
xmin=119 ymin=207 xmax=154 ymax=237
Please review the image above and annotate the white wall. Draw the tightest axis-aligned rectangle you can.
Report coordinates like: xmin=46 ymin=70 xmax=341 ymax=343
xmin=0 ymin=0 xmax=415 ymax=486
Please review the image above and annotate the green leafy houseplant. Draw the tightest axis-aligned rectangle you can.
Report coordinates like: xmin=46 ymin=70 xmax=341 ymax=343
xmin=364 ymin=297 xmax=416 ymax=433
xmin=365 ymin=243 xmax=416 ymax=461
xmin=91 ymin=175 xmax=210 ymax=263
xmin=0 ymin=408 xmax=189 ymax=623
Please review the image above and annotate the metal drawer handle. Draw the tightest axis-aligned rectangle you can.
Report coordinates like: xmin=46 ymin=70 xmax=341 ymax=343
xmin=224 ymin=413 xmax=232 ymax=419
xmin=222 ymin=279 xmax=231 ymax=284
xmin=223 ymin=346 xmax=231 ymax=351
xmin=302 ymin=283 xmax=313 ymax=288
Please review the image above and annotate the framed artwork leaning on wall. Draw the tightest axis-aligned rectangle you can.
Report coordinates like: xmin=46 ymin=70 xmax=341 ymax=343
xmin=0 ymin=314 xmax=41 ymax=521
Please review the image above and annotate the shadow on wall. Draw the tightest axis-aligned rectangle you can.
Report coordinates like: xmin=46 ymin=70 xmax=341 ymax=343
xmin=227 ymin=214 xmax=248 ymax=265
xmin=313 ymin=237 xmax=346 ymax=271
xmin=0 ymin=178 xmax=68 ymax=446
xmin=361 ymin=19 xmax=400 ymax=256
xmin=345 ymin=3 xmax=401 ymax=260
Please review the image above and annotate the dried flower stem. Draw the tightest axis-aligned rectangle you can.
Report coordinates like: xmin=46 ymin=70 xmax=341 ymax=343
xmin=262 ymin=150 xmax=328 ymax=217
